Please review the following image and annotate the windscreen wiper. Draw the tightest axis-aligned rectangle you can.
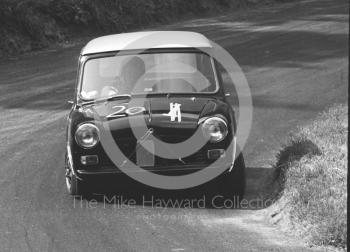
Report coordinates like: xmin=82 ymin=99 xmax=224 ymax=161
xmin=105 ymin=94 xmax=131 ymax=101
xmin=80 ymin=94 xmax=132 ymax=106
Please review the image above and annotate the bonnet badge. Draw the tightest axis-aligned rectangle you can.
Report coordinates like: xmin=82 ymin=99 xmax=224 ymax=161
xmin=163 ymin=102 xmax=182 ymax=122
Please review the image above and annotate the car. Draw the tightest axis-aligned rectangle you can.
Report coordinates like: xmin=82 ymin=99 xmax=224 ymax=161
xmin=65 ymin=31 xmax=246 ymax=199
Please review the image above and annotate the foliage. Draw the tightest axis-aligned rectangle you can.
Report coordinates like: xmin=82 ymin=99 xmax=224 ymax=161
xmin=0 ymin=0 xmax=274 ymax=55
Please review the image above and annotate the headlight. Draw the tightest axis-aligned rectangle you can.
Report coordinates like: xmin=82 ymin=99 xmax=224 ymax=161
xmin=201 ymin=117 xmax=228 ymax=143
xmin=75 ymin=123 xmax=100 ymax=148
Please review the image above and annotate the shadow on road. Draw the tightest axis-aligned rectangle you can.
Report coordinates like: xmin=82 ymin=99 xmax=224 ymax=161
xmin=76 ymin=166 xmax=275 ymax=211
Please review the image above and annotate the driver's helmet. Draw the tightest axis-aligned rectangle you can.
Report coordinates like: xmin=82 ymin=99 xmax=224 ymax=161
xmin=120 ymin=56 xmax=146 ymax=92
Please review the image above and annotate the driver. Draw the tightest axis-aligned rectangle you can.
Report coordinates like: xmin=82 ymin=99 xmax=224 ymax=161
xmin=101 ymin=56 xmax=146 ymax=97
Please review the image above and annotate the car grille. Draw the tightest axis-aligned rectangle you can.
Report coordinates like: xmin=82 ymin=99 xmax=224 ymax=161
xmin=99 ymin=136 xmax=209 ymax=168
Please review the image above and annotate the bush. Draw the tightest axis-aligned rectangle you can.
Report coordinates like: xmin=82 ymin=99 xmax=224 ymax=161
xmin=0 ymin=0 xmax=275 ymax=55
xmin=273 ymin=104 xmax=348 ymax=249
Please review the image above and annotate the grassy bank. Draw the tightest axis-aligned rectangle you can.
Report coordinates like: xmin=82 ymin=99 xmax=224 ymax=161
xmin=269 ymin=104 xmax=348 ymax=249
xmin=0 ymin=0 xmax=278 ymax=56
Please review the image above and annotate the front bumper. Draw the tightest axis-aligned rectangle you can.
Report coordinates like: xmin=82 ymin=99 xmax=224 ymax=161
xmin=76 ymin=162 xmax=232 ymax=178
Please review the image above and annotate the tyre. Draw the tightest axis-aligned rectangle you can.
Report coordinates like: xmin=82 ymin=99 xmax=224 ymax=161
xmin=65 ymin=153 xmax=90 ymax=197
xmin=220 ymin=152 xmax=246 ymax=201
xmin=203 ymin=152 xmax=246 ymax=208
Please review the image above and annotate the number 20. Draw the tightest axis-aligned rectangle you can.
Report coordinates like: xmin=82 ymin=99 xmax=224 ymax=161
xmin=107 ymin=106 xmax=146 ymax=118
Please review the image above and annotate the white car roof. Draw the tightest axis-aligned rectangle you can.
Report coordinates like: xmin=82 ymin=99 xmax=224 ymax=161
xmin=81 ymin=31 xmax=212 ymax=55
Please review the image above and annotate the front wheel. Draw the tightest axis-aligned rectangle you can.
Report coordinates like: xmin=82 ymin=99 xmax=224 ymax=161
xmin=65 ymin=153 xmax=89 ymax=196
xmin=204 ymin=152 xmax=246 ymax=207
xmin=221 ymin=152 xmax=246 ymax=201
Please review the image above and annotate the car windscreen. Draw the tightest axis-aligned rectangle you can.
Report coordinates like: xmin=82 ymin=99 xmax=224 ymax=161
xmin=80 ymin=52 xmax=218 ymax=100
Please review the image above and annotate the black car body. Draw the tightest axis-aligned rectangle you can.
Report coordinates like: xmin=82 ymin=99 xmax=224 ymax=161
xmin=65 ymin=31 xmax=245 ymax=197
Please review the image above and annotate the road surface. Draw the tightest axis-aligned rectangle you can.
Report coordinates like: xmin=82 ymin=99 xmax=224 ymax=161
xmin=0 ymin=0 xmax=348 ymax=251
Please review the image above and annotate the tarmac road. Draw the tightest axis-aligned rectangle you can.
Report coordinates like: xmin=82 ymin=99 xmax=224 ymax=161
xmin=0 ymin=0 xmax=348 ymax=251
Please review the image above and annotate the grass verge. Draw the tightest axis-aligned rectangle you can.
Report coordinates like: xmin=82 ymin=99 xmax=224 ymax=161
xmin=269 ymin=104 xmax=347 ymax=250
